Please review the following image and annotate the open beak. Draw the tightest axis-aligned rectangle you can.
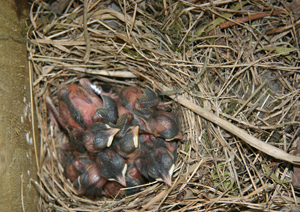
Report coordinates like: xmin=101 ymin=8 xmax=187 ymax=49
xmin=131 ymin=126 xmax=139 ymax=148
xmin=106 ymin=125 xmax=120 ymax=147
xmin=116 ymin=176 xmax=127 ymax=187
xmin=161 ymin=174 xmax=172 ymax=186
xmin=159 ymin=164 xmax=175 ymax=186
xmin=116 ymin=163 xmax=127 ymax=186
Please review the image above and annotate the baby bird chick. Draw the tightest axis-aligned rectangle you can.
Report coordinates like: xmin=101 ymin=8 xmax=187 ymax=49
xmin=65 ymin=152 xmax=94 ymax=182
xmin=79 ymin=78 xmax=118 ymax=124
xmin=112 ymin=125 xmax=139 ymax=158
xmin=119 ymin=86 xmax=158 ymax=115
xmin=57 ymin=83 xmax=102 ymax=129
xmin=95 ymin=148 xmax=127 ymax=186
xmin=133 ymin=134 xmax=176 ymax=186
xmin=146 ymin=109 xmax=183 ymax=141
xmin=83 ymin=122 xmax=120 ymax=153
xmin=101 ymin=163 xmax=145 ymax=197
xmin=73 ymin=162 xmax=107 ymax=197
xmin=45 ymin=96 xmax=86 ymax=151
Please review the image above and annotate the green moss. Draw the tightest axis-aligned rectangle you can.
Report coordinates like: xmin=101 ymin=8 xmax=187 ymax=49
xmin=123 ymin=48 xmax=142 ymax=59
xmin=184 ymin=141 xmax=191 ymax=152
xmin=262 ymin=164 xmax=291 ymax=185
xmin=157 ymin=2 xmax=186 ymax=51
xmin=212 ymin=163 xmax=232 ymax=190
xmin=267 ymin=99 xmax=282 ymax=110
xmin=224 ymin=101 xmax=238 ymax=114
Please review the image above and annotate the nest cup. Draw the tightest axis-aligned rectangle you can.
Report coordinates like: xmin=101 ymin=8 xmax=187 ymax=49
xmin=29 ymin=1 xmax=187 ymax=210
xmin=29 ymin=0 xmax=300 ymax=211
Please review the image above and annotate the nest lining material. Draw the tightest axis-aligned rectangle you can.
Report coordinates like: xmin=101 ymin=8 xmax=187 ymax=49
xmin=28 ymin=0 xmax=300 ymax=211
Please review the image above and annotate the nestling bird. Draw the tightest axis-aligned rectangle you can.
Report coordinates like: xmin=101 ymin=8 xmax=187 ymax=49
xmin=135 ymin=146 xmax=175 ymax=186
xmin=45 ymin=96 xmax=86 ymax=151
xmin=112 ymin=125 xmax=139 ymax=158
xmin=55 ymin=79 xmax=118 ymax=131
xmin=101 ymin=163 xmax=145 ymax=197
xmin=83 ymin=122 xmax=120 ymax=153
xmin=147 ymin=134 xmax=178 ymax=161
xmin=65 ymin=152 xmax=94 ymax=182
xmin=107 ymin=113 xmax=140 ymax=157
xmin=126 ymin=134 xmax=176 ymax=186
xmin=125 ymin=163 xmax=145 ymax=195
xmin=119 ymin=86 xmax=159 ymax=116
xmin=79 ymin=78 xmax=118 ymax=124
xmin=73 ymin=162 xmax=107 ymax=197
xmin=95 ymin=148 xmax=127 ymax=186
xmin=57 ymin=83 xmax=102 ymax=129
xmin=143 ymin=109 xmax=183 ymax=141
xmin=101 ymin=181 xmax=124 ymax=197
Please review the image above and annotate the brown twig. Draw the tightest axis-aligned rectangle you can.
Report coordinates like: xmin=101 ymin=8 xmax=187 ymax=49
xmin=83 ymin=0 xmax=91 ymax=62
xmin=266 ymin=19 xmax=300 ymax=35
xmin=220 ymin=8 xmax=287 ymax=29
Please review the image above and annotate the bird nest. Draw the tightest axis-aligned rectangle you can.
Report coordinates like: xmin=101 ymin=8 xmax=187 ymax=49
xmin=28 ymin=0 xmax=300 ymax=211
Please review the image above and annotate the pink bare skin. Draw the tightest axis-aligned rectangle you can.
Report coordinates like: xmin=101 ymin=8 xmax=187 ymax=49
xmin=58 ymin=84 xmax=103 ymax=129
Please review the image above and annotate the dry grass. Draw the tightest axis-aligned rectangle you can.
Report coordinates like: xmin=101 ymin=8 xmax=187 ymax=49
xmin=27 ymin=0 xmax=300 ymax=211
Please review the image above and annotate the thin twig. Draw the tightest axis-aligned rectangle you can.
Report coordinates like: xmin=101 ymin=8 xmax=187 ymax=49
xmin=83 ymin=0 xmax=91 ymax=62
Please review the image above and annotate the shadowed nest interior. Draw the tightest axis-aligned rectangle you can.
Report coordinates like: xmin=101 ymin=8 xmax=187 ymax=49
xmin=27 ymin=0 xmax=300 ymax=211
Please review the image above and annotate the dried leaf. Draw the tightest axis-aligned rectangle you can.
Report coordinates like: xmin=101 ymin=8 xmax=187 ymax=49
xmin=192 ymin=1 xmax=248 ymax=39
xmin=259 ymin=46 xmax=296 ymax=61
xmin=262 ymin=164 xmax=291 ymax=185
